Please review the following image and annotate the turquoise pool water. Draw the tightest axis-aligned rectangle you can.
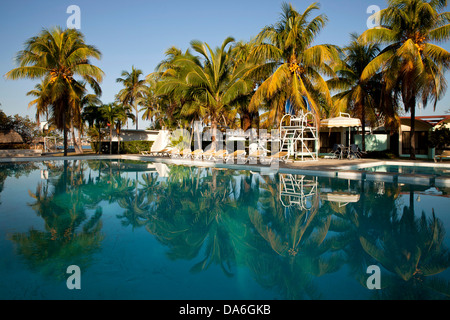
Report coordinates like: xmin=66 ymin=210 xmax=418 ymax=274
xmin=360 ymin=164 xmax=450 ymax=176
xmin=1 ymin=159 xmax=450 ymax=300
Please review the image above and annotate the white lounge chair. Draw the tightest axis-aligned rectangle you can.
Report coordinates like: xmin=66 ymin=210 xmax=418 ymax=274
xmin=247 ymin=150 xmax=267 ymax=163
xmin=169 ymin=148 xmax=181 ymax=158
xmin=202 ymin=149 xmax=216 ymax=161
xmin=189 ymin=149 xmax=204 ymax=160
xmin=142 ymin=147 xmax=172 ymax=157
xmin=265 ymin=151 xmax=289 ymax=164
xmin=224 ymin=150 xmax=247 ymax=163
xmin=435 ymin=150 xmax=450 ymax=162
xmin=323 ymin=144 xmax=341 ymax=159
xmin=170 ymin=148 xmax=192 ymax=159
xmin=211 ymin=150 xmax=228 ymax=161
xmin=141 ymin=130 xmax=171 ymax=156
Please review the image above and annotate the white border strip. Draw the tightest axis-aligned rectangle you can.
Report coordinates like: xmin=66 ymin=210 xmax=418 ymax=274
xmin=337 ymin=160 xmax=450 ymax=171
xmin=1 ymin=155 xmax=449 ymax=186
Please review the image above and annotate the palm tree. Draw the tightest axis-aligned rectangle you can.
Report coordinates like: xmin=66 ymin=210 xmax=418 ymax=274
xmin=328 ymin=33 xmax=382 ymax=152
xmin=144 ymin=166 xmax=242 ymax=277
xmin=100 ymin=103 xmax=121 ymax=155
xmin=86 ymin=125 xmax=105 ymax=154
xmin=152 ymin=47 xmax=204 ymax=130
xmin=138 ymin=75 xmax=162 ymax=127
xmin=360 ymin=0 xmax=450 ymax=159
xmin=5 ymin=27 xmax=104 ymax=156
xmin=249 ymin=2 xmax=339 ymax=125
xmin=116 ymin=66 xmax=147 ymax=130
xmin=26 ymin=81 xmax=51 ymax=126
xmin=158 ymin=37 xmax=254 ymax=147
xmin=11 ymin=161 xmax=105 ymax=281
xmin=230 ymin=40 xmax=263 ymax=131
xmin=72 ymin=92 xmax=102 ymax=153
xmin=82 ymin=104 xmax=105 ymax=128
xmin=115 ymin=103 xmax=135 ymax=154
xmin=359 ymin=207 xmax=450 ymax=298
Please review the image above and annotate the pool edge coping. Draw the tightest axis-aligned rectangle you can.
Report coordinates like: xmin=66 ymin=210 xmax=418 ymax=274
xmin=1 ymin=154 xmax=449 ymax=187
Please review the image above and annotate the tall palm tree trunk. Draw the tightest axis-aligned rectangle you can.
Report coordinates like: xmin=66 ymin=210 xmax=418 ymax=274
xmin=77 ymin=126 xmax=84 ymax=155
xmin=135 ymin=105 xmax=138 ymax=130
xmin=70 ymin=119 xmax=82 ymax=154
xmin=96 ymin=130 xmax=101 ymax=155
xmin=242 ymin=113 xmax=252 ymax=132
xmin=109 ymin=125 xmax=113 ymax=155
xmin=211 ymin=119 xmax=218 ymax=151
xmin=361 ymin=103 xmax=366 ymax=152
xmin=70 ymin=120 xmax=76 ymax=153
xmin=63 ymin=124 xmax=68 ymax=156
xmin=410 ymin=101 xmax=416 ymax=160
xmin=62 ymin=101 xmax=68 ymax=157
xmin=117 ymin=127 xmax=121 ymax=155
xmin=189 ymin=119 xmax=194 ymax=149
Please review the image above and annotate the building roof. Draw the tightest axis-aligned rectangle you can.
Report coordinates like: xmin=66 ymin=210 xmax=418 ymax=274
xmin=0 ymin=130 xmax=24 ymax=144
xmin=400 ymin=115 xmax=450 ymax=127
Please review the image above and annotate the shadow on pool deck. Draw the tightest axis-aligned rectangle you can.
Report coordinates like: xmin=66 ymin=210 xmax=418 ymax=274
xmin=1 ymin=153 xmax=449 ymax=187
xmin=279 ymin=158 xmax=380 ymax=171
xmin=0 ymin=152 xmax=447 ymax=173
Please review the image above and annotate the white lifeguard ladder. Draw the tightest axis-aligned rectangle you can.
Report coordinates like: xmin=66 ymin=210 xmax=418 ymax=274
xmin=280 ymin=111 xmax=319 ymax=162
xmin=43 ymin=136 xmax=57 ymax=153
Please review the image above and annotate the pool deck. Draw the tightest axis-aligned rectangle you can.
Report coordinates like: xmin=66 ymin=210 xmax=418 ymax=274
xmin=1 ymin=153 xmax=449 ymax=187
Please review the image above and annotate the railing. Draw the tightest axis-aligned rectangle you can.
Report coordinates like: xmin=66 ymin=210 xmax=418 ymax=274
xmin=279 ymin=111 xmax=319 ymax=161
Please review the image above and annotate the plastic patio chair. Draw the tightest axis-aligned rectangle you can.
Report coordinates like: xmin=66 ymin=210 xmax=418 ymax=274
xmin=349 ymin=144 xmax=362 ymax=159
xmin=224 ymin=150 xmax=247 ymax=163
xmin=265 ymin=151 xmax=289 ymax=164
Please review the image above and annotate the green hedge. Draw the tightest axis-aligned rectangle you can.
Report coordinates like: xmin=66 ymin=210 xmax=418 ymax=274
xmin=91 ymin=141 xmax=154 ymax=154
xmin=120 ymin=141 xmax=154 ymax=154
xmin=0 ymin=143 xmax=30 ymax=150
xmin=365 ymin=150 xmax=397 ymax=159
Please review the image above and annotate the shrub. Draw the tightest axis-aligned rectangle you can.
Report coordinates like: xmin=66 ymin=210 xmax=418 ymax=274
xmin=121 ymin=141 xmax=153 ymax=154
xmin=429 ymin=124 xmax=450 ymax=151
xmin=0 ymin=143 xmax=30 ymax=150
xmin=0 ymin=109 xmax=39 ymax=144
xmin=93 ymin=141 xmax=154 ymax=154
xmin=365 ymin=150 xmax=397 ymax=159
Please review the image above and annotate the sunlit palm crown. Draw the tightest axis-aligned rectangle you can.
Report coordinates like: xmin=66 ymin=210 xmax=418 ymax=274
xmin=328 ymin=34 xmax=382 ymax=120
xmin=116 ymin=67 xmax=146 ymax=107
xmin=249 ymin=2 xmax=340 ymax=124
xmin=26 ymin=81 xmax=51 ymax=124
xmin=157 ymin=37 xmax=255 ymax=127
xmin=6 ymin=27 xmax=103 ymax=81
xmin=5 ymin=27 xmax=104 ymax=128
xmin=360 ymin=0 xmax=450 ymax=110
xmin=116 ymin=66 xmax=147 ymax=129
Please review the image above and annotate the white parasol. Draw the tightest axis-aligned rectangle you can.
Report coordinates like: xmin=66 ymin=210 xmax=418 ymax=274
xmin=320 ymin=113 xmax=362 ymax=147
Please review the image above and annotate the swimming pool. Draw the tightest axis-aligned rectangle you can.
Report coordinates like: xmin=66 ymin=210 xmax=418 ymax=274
xmin=359 ymin=164 xmax=450 ymax=176
xmin=1 ymin=159 xmax=449 ymax=300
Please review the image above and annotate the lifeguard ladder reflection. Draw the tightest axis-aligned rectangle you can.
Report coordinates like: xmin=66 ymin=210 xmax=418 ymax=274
xmin=279 ymin=174 xmax=318 ymax=212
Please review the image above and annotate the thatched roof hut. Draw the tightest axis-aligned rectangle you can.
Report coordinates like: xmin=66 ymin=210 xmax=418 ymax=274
xmin=0 ymin=130 xmax=24 ymax=144
xmin=32 ymin=137 xmax=44 ymax=144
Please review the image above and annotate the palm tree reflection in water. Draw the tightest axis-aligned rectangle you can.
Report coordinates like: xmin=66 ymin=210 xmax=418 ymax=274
xmin=6 ymin=160 xmax=450 ymax=299
xmin=10 ymin=160 xmax=104 ymax=281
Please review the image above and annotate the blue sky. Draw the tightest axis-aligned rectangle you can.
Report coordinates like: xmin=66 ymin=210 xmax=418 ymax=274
xmin=1 ymin=0 xmax=449 ymax=128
